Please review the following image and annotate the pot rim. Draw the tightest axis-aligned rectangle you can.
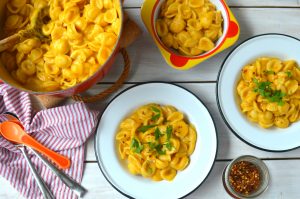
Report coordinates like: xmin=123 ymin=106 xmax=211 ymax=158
xmin=0 ymin=0 xmax=124 ymax=96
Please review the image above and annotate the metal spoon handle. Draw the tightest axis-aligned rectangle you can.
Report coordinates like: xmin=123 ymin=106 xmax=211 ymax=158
xmin=19 ymin=146 xmax=55 ymax=199
xmin=30 ymin=148 xmax=87 ymax=197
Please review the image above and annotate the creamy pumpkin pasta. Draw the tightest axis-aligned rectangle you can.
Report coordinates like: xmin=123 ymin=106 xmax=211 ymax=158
xmin=237 ymin=57 xmax=300 ymax=128
xmin=115 ymin=104 xmax=197 ymax=181
xmin=0 ymin=0 xmax=121 ymax=91
xmin=156 ymin=0 xmax=223 ymax=56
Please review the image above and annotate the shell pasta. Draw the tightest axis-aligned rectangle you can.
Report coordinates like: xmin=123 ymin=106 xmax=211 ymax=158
xmin=116 ymin=104 xmax=197 ymax=181
xmin=0 ymin=0 xmax=121 ymax=91
xmin=237 ymin=57 xmax=300 ymax=128
xmin=156 ymin=0 xmax=223 ymax=56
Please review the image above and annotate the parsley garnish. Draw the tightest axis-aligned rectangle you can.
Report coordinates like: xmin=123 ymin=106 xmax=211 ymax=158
xmin=269 ymin=90 xmax=286 ymax=106
xmin=253 ymin=78 xmax=286 ymax=106
xmin=151 ymin=114 xmax=160 ymax=121
xmin=146 ymin=125 xmax=174 ymax=155
xmin=165 ymin=142 xmax=172 ymax=150
xmin=147 ymin=142 xmax=167 ymax=154
xmin=286 ymin=71 xmax=292 ymax=78
xmin=137 ymin=124 xmax=157 ymax=133
xmin=130 ymin=138 xmax=144 ymax=153
xmin=147 ymin=167 xmax=153 ymax=174
xmin=165 ymin=125 xmax=173 ymax=151
xmin=264 ymin=70 xmax=275 ymax=75
xmin=148 ymin=142 xmax=156 ymax=150
xmin=151 ymin=106 xmax=160 ymax=113
xmin=154 ymin=128 xmax=163 ymax=140
xmin=155 ymin=144 xmax=166 ymax=155
xmin=151 ymin=106 xmax=161 ymax=121
xmin=166 ymin=126 xmax=172 ymax=140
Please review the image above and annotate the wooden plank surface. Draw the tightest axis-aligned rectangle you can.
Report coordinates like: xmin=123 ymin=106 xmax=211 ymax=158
xmin=3 ymin=160 xmax=300 ymax=199
xmin=2 ymin=3 xmax=300 ymax=199
xmin=124 ymin=0 xmax=300 ymax=8
xmin=102 ymin=8 xmax=300 ymax=83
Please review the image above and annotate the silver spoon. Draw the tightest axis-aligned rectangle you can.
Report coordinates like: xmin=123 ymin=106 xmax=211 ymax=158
xmin=30 ymin=148 xmax=87 ymax=197
xmin=18 ymin=145 xmax=55 ymax=199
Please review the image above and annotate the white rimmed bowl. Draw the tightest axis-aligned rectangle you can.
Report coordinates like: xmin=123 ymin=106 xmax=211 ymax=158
xmin=95 ymin=82 xmax=217 ymax=199
xmin=217 ymin=33 xmax=300 ymax=152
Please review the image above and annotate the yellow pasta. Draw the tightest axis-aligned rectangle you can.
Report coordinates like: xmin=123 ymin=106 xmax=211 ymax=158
xmin=237 ymin=57 xmax=300 ymax=128
xmin=1 ymin=0 xmax=121 ymax=91
xmin=115 ymin=104 xmax=197 ymax=181
xmin=156 ymin=0 xmax=223 ymax=56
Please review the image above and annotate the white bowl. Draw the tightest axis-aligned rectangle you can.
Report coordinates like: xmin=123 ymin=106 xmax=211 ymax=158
xmin=95 ymin=82 xmax=217 ymax=199
xmin=217 ymin=34 xmax=300 ymax=151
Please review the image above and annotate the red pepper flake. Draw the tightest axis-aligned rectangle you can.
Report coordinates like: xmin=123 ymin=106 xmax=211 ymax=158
xmin=229 ymin=161 xmax=261 ymax=195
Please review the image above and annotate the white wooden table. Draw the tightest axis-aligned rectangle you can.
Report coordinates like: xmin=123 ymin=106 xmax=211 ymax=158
xmin=1 ymin=0 xmax=300 ymax=198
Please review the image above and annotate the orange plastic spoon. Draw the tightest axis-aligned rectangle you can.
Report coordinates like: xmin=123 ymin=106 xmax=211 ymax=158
xmin=0 ymin=121 xmax=71 ymax=169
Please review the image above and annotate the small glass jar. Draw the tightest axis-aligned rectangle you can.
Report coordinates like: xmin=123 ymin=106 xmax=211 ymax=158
xmin=222 ymin=155 xmax=270 ymax=198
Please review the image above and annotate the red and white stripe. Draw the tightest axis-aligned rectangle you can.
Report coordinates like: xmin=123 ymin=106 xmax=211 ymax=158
xmin=0 ymin=84 xmax=99 ymax=199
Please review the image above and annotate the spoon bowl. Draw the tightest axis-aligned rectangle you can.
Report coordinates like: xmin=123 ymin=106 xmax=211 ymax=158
xmin=0 ymin=121 xmax=70 ymax=169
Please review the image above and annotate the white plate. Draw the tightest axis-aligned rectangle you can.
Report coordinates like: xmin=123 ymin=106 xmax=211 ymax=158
xmin=217 ymin=34 xmax=300 ymax=151
xmin=95 ymin=82 xmax=217 ymax=199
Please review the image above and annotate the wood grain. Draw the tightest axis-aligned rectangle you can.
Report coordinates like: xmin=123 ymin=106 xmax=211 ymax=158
xmin=3 ymin=160 xmax=300 ymax=199
xmin=2 ymin=4 xmax=300 ymax=199
xmin=100 ymin=8 xmax=300 ymax=83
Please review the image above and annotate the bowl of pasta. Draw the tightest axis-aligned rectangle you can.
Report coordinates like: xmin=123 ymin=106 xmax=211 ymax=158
xmin=141 ymin=0 xmax=240 ymax=70
xmin=95 ymin=82 xmax=217 ymax=199
xmin=0 ymin=0 xmax=123 ymax=96
xmin=217 ymin=33 xmax=300 ymax=151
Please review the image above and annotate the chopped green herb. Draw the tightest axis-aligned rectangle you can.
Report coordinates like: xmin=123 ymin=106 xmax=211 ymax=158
xmin=253 ymin=78 xmax=285 ymax=106
xmin=166 ymin=125 xmax=172 ymax=140
xmin=130 ymin=138 xmax=144 ymax=153
xmin=148 ymin=141 xmax=172 ymax=153
xmin=277 ymin=100 xmax=285 ymax=106
xmin=286 ymin=71 xmax=292 ymax=78
xmin=269 ymin=90 xmax=286 ymax=103
xmin=151 ymin=114 xmax=160 ymax=121
xmin=151 ymin=106 xmax=160 ymax=113
xmin=137 ymin=124 xmax=157 ymax=133
xmin=147 ymin=167 xmax=153 ymax=174
xmin=148 ymin=142 xmax=156 ymax=150
xmin=165 ymin=142 xmax=172 ymax=150
xmin=264 ymin=70 xmax=275 ymax=75
xmin=155 ymin=144 xmax=166 ymax=155
xmin=154 ymin=128 xmax=163 ymax=140
xmin=151 ymin=106 xmax=161 ymax=121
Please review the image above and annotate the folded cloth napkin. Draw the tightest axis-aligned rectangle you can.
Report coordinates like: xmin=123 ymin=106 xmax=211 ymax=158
xmin=0 ymin=84 xmax=99 ymax=199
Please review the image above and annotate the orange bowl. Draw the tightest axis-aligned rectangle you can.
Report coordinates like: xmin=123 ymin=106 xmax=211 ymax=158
xmin=141 ymin=0 xmax=240 ymax=70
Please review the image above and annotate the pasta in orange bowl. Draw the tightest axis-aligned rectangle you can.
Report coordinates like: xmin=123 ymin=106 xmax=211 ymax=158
xmin=155 ymin=0 xmax=223 ymax=56
xmin=115 ymin=103 xmax=197 ymax=181
xmin=0 ymin=0 xmax=122 ymax=92
xmin=237 ymin=57 xmax=300 ymax=128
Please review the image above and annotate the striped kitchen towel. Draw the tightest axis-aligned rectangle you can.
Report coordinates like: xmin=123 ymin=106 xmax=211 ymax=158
xmin=0 ymin=84 xmax=99 ymax=199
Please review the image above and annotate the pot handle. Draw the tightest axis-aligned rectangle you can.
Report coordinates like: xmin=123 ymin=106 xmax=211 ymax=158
xmin=72 ymin=48 xmax=130 ymax=103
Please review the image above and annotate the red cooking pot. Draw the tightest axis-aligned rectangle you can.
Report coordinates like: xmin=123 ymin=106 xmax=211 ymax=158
xmin=0 ymin=0 xmax=129 ymax=103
